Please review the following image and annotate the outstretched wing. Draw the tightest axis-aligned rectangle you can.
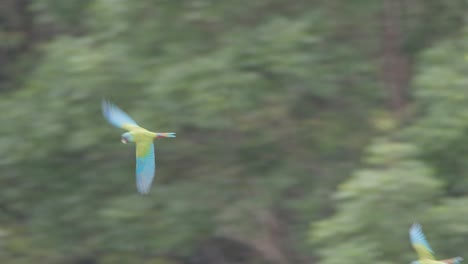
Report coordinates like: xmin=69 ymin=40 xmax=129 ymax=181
xmin=102 ymin=100 xmax=139 ymax=130
xmin=410 ymin=223 xmax=435 ymax=260
xmin=135 ymin=140 xmax=155 ymax=194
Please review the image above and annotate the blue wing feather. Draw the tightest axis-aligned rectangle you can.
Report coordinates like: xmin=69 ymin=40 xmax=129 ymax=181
xmin=102 ymin=100 xmax=138 ymax=129
xmin=135 ymin=142 xmax=155 ymax=194
xmin=410 ymin=223 xmax=434 ymax=253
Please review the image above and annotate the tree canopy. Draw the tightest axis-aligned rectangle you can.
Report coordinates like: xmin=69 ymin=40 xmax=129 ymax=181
xmin=1 ymin=0 xmax=468 ymax=263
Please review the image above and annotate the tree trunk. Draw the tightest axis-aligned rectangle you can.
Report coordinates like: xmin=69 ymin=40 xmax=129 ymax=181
xmin=380 ymin=0 xmax=411 ymax=115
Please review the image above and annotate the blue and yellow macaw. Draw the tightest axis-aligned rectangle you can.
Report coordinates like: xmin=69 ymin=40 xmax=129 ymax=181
xmin=102 ymin=100 xmax=175 ymax=194
xmin=409 ymin=223 xmax=463 ymax=264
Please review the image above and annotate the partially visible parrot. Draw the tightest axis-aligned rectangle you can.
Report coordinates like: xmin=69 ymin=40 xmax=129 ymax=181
xmin=102 ymin=100 xmax=176 ymax=194
xmin=409 ymin=223 xmax=463 ymax=264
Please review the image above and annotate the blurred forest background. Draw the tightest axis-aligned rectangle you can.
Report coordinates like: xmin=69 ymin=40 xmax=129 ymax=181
xmin=2 ymin=0 xmax=468 ymax=263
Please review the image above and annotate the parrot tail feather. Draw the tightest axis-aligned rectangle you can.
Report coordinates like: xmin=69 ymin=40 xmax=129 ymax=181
xmin=442 ymin=257 xmax=464 ymax=264
xmin=155 ymin=132 xmax=176 ymax=138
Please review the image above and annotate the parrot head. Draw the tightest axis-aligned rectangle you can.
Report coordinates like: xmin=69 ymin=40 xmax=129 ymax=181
xmin=121 ymin=132 xmax=134 ymax=144
xmin=454 ymin=257 xmax=464 ymax=264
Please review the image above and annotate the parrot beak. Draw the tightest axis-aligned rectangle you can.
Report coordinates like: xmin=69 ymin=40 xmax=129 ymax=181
xmin=121 ymin=137 xmax=128 ymax=144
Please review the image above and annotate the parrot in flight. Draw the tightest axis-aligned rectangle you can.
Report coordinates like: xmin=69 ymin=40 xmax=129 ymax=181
xmin=102 ymin=100 xmax=175 ymax=194
xmin=409 ymin=223 xmax=463 ymax=264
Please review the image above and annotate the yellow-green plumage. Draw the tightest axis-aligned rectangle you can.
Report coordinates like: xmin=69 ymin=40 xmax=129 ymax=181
xmin=409 ymin=223 xmax=463 ymax=264
xmin=413 ymin=244 xmax=435 ymax=261
xmin=102 ymin=100 xmax=176 ymax=194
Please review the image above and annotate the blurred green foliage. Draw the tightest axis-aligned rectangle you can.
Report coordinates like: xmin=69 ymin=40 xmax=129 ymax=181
xmin=1 ymin=0 xmax=468 ymax=263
